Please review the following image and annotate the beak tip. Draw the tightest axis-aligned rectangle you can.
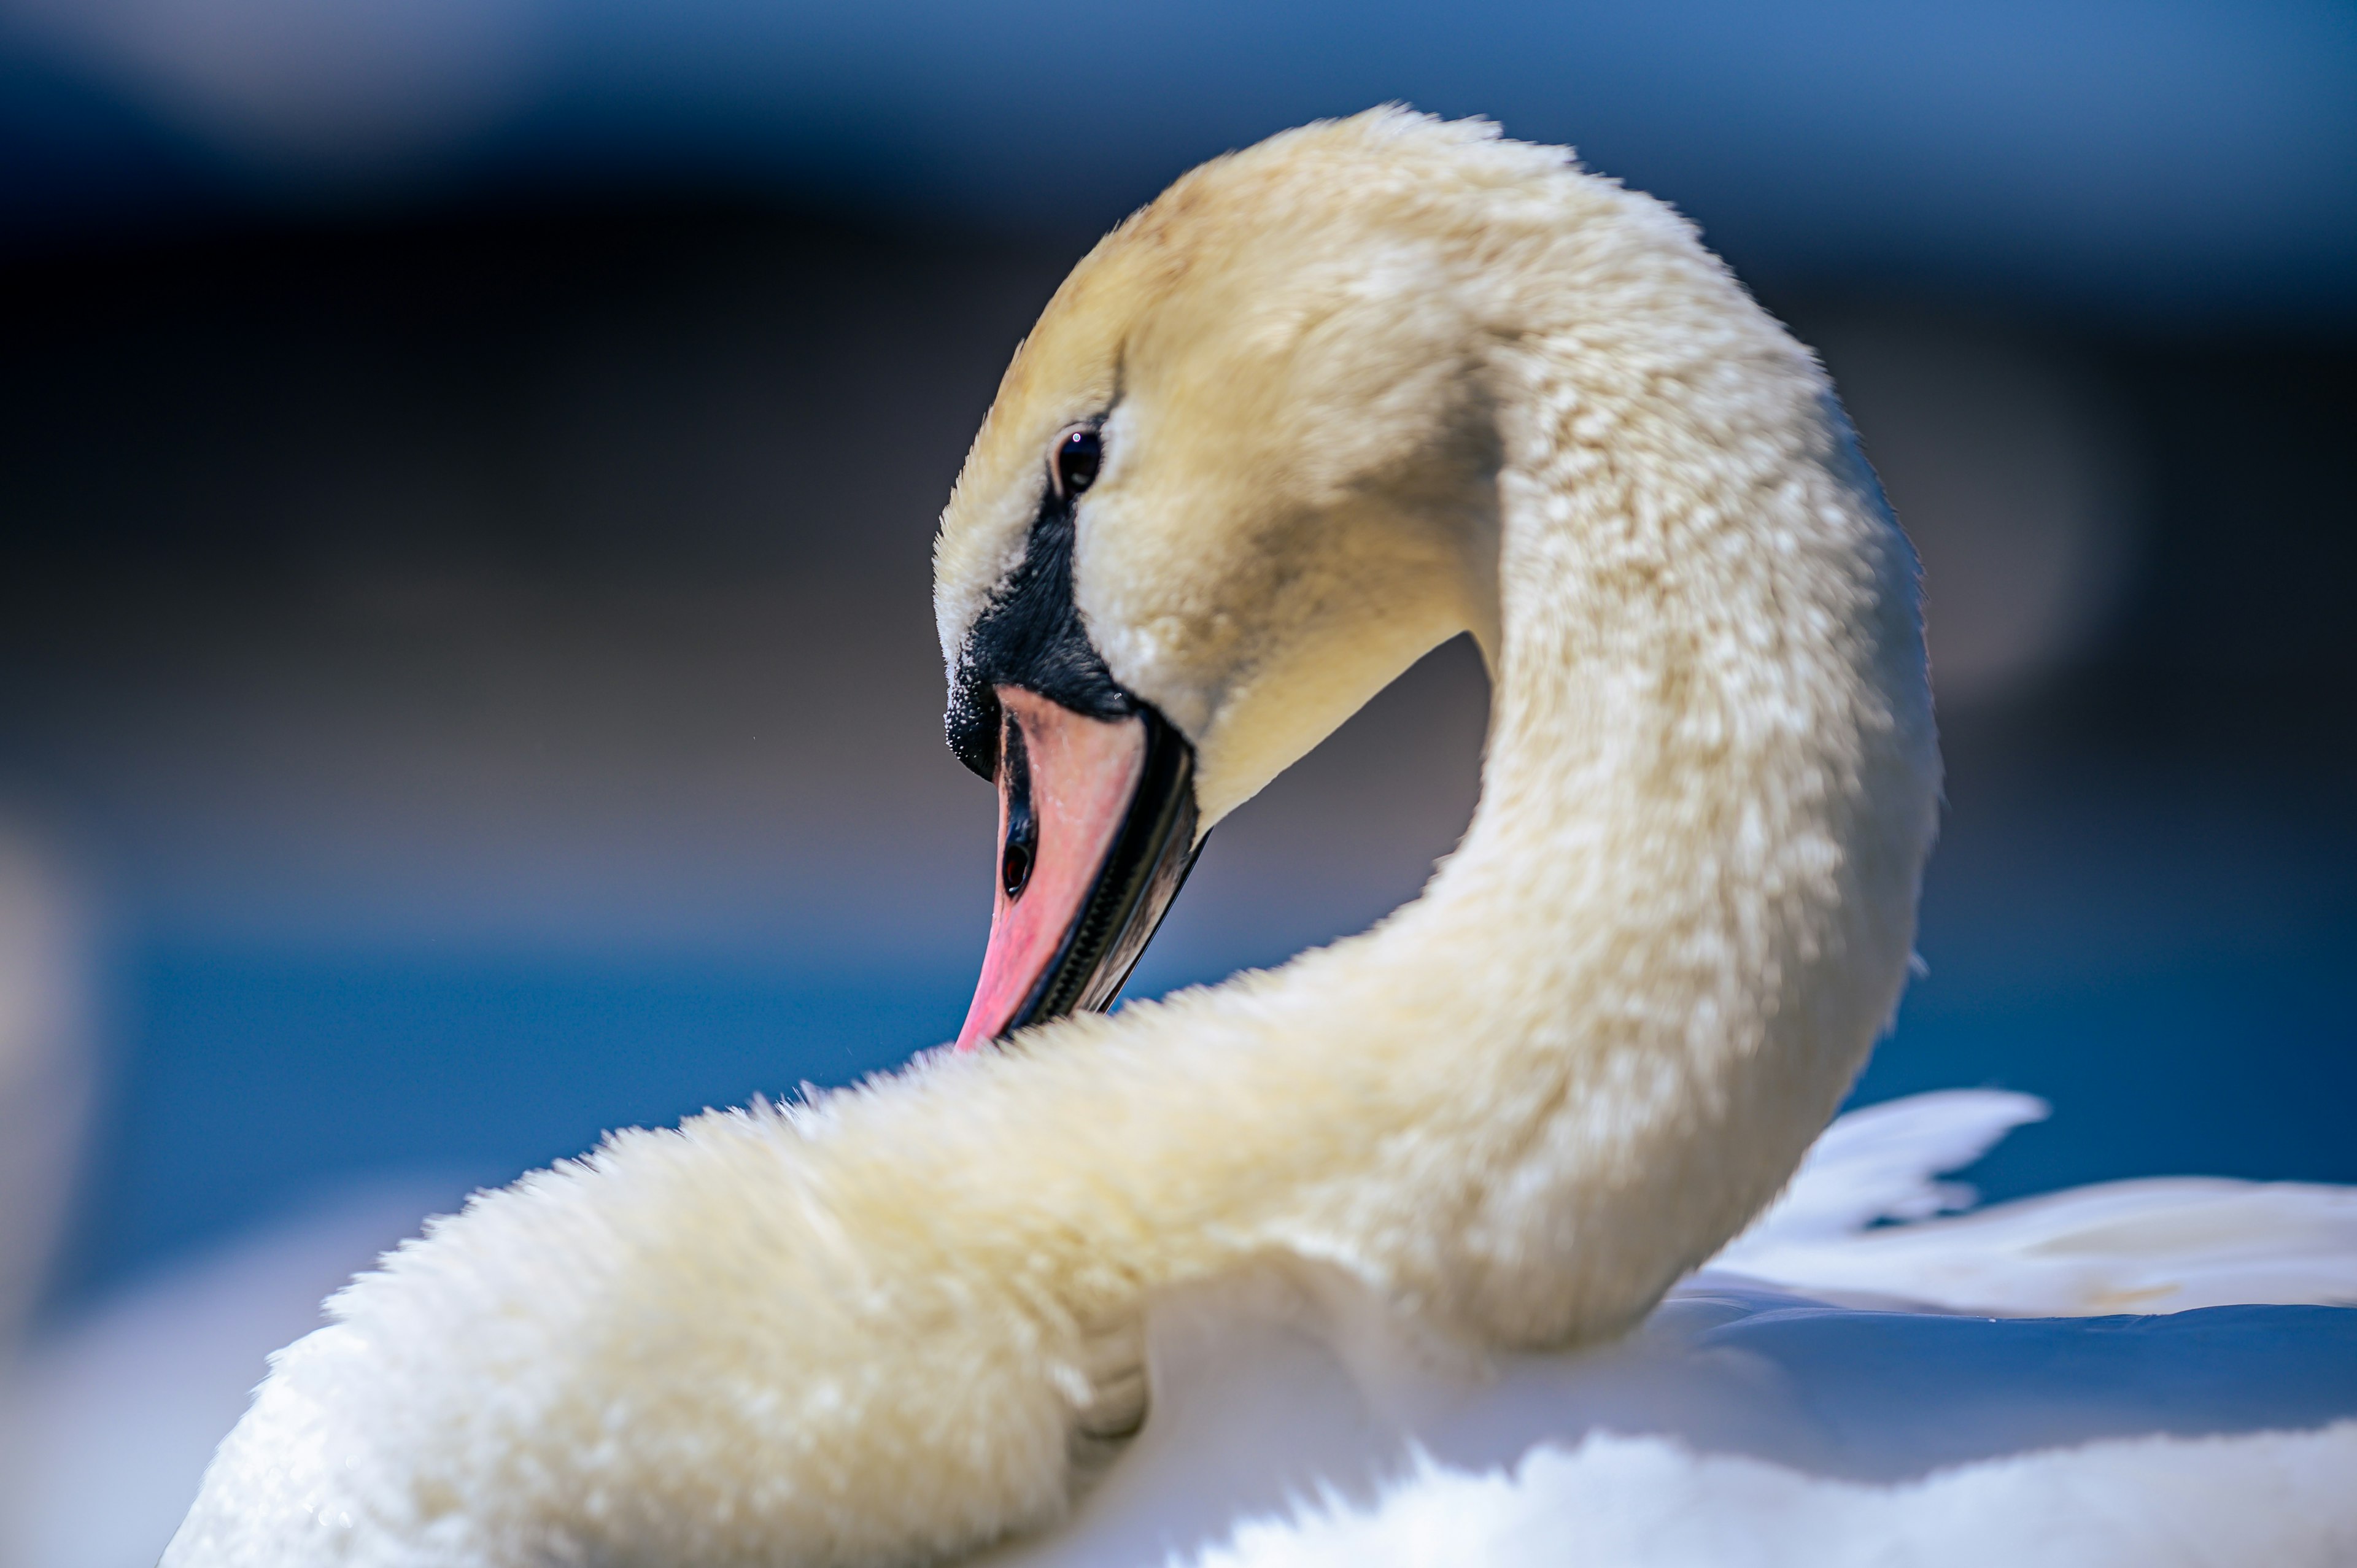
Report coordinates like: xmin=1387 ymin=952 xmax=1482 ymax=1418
xmin=952 ymin=689 xmax=1200 ymax=1054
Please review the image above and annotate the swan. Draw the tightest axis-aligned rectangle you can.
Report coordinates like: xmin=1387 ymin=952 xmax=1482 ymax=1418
xmin=163 ymin=110 xmax=2357 ymax=1568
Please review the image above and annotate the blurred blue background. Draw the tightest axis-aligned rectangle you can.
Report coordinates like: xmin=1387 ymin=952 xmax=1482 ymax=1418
xmin=0 ymin=3 xmax=2352 ymax=1558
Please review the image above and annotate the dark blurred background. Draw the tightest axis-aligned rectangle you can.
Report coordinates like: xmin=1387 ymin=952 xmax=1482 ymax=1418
xmin=0 ymin=2 xmax=2351 ymax=1560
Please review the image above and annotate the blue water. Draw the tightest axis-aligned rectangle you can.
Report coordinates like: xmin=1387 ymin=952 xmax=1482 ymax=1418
xmin=58 ymin=904 xmax=2354 ymax=1314
xmin=63 ymin=949 xmax=971 ymax=1305
xmin=1854 ymin=930 xmax=2357 ymax=1203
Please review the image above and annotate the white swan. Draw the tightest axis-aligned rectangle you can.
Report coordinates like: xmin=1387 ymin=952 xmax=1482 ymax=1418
xmin=164 ymin=110 xmax=2357 ymax=1568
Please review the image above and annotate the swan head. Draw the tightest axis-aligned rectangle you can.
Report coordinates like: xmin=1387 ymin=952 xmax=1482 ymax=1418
xmin=936 ymin=111 xmax=1552 ymax=1044
xmin=932 ymin=108 xmax=1919 ymax=1057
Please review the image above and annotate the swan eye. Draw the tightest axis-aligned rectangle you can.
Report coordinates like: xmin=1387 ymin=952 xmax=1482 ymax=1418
xmin=1052 ymin=427 xmax=1102 ymax=500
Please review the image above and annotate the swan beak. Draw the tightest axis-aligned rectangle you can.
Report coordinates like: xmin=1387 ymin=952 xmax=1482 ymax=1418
xmin=954 ymin=686 xmax=1201 ymax=1049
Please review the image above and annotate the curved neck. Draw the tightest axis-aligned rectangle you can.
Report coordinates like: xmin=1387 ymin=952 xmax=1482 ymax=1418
xmin=168 ymin=140 xmax=1948 ymax=1568
xmin=1364 ymin=301 xmax=1938 ymax=1336
xmin=1043 ymin=244 xmax=1941 ymax=1347
xmin=877 ymin=210 xmax=1940 ymax=1357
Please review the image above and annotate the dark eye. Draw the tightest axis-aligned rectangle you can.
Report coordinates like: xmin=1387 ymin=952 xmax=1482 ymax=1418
xmin=1052 ymin=427 xmax=1102 ymax=499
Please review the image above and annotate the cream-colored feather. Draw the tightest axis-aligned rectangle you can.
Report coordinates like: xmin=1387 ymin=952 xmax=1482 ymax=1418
xmin=165 ymin=109 xmax=1937 ymax=1567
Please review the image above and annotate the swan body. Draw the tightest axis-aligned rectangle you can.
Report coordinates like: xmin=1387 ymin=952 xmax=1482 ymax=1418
xmin=163 ymin=112 xmax=2350 ymax=1567
xmin=969 ymin=1090 xmax=2357 ymax=1568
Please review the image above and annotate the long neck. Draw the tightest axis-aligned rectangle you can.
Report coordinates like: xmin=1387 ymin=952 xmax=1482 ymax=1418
xmin=960 ymin=236 xmax=1941 ymax=1348
xmin=863 ymin=313 xmax=1939 ymax=1367
xmin=166 ymin=195 xmax=1944 ymax=1568
xmin=1355 ymin=284 xmax=1941 ymax=1340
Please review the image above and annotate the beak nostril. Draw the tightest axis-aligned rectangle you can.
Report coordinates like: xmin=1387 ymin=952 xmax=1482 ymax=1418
xmin=999 ymin=715 xmax=1039 ymax=902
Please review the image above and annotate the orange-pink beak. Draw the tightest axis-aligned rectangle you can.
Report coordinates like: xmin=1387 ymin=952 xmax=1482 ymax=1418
xmin=954 ymin=686 xmax=1201 ymax=1049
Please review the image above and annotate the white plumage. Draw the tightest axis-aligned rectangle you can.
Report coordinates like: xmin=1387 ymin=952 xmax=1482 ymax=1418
xmin=165 ymin=110 xmax=2357 ymax=1567
xmin=1716 ymin=1090 xmax=2357 ymax=1316
xmin=978 ymin=1090 xmax=2357 ymax=1568
xmin=1184 ymin=1423 xmax=2357 ymax=1568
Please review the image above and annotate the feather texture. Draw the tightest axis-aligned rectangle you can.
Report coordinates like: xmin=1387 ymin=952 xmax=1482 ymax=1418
xmin=173 ymin=108 xmax=1945 ymax=1566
